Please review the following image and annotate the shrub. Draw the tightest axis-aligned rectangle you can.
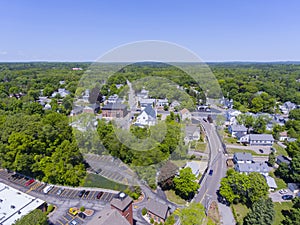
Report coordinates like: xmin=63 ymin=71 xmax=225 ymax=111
xmin=46 ymin=204 xmax=54 ymax=214
xmin=142 ymin=207 xmax=147 ymax=216
xmin=150 ymin=218 xmax=154 ymax=224
xmin=80 ymin=206 xmax=85 ymax=212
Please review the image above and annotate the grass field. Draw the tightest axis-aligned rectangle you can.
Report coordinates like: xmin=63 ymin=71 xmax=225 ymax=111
xmin=231 ymin=203 xmax=249 ymax=224
xmin=83 ymin=173 xmax=128 ymax=191
xmin=273 ymin=143 xmax=288 ymax=157
xmin=227 ymin=148 xmax=269 ymax=156
xmin=165 ymin=190 xmax=187 ymax=205
xmin=273 ymin=202 xmax=293 ymax=225
xmin=195 ymin=142 xmax=207 ymax=152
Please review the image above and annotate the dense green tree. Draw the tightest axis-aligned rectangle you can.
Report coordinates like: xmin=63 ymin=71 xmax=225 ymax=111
xmin=268 ymin=152 xmax=276 ymax=166
xmin=244 ymin=198 xmax=275 ymax=225
xmin=283 ymin=197 xmax=300 ymax=225
xmin=289 ymin=109 xmax=300 ymax=120
xmin=173 ymin=167 xmax=199 ymax=200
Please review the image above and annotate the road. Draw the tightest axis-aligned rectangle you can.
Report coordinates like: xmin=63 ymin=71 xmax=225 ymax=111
xmin=192 ymin=118 xmax=235 ymax=224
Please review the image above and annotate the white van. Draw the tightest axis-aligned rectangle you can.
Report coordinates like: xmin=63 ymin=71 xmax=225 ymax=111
xmin=43 ymin=185 xmax=54 ymax=194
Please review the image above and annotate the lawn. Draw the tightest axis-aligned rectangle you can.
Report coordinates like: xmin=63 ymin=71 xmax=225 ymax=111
xmin=273 ymin=202 xmax=293 ymax=225
xmin=165 ymin=190 xmax=187 ymax=205
xmin=194 ymin=142 xmax=207 ymax=152
xmin=83 ymin=173 xmax=128 ymax=191
xmin=227 ymin=148 xmax=269 ymax=156
xmin=170 ymin=160 xmax=187 ymax=168
xmin=231 ymin=203 xmax=249 ymax=224
xmin=273 ymin=143 xmax=288 ymax=157
xmin=224 ymin=137 xmax=238 ymax=144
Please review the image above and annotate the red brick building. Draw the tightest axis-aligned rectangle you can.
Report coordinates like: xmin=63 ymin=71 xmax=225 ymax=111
xmin=110 ymin=193 xmax=133 ymax=225
xmin=102 ymin=103 xmax=128 ymax=118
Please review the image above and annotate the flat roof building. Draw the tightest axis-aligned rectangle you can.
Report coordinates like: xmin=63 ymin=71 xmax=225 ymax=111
xmin=0 ymin=182 xmax=45 ymax=225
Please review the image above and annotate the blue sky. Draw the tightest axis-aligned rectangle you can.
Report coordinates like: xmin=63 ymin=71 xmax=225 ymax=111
xmin=0 ymin=0 xmax=300 ymax=62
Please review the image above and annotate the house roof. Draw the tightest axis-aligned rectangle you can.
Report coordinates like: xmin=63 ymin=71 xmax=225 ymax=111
xmin=87 ymin=208 xmax=130 ymax=225
xmin=143 ymin=105 xmax=156 ymax=118
xmin=102 ymin=103 xmax=127 ymax=110
xmin=230 ymin=125 xmax=247 ymax=132
xmin=110 ymin=193 xmax=133 ymax=211
xmin=146 ymin=199 xmax=169 ymax=220
xmin=140 ymin=98 xmax=156 ymax=105
xmin=185 ymin=161 xmax=200 ymax=176
xmin=236 ymin=162 xmax=270 ymax=173
xmin=185 ymin=125 xmax=200 ymax=137
xmin=249 ymin=134 xmax=274 ymax=141
xmin=277 ymin=155 xmax=291 ymax=165
xmin=180 ymin=108 xmax=190 ymax=115
xmin=234 ymin=152 xmax=253 ymax=161
xmin=264 ymin=175 xmax=277 ymax=189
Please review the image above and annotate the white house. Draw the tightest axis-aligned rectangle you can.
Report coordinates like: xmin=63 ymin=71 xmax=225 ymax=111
xmin=235 ymin=162 xmax=269 ymax=176
xmin=240 ymin=134 xmax=274 ymax=146
xmin=180 ymin=108 xmax=191 ymax=121
xmin=135 ymin=105 xmax=157 ymax=126
xmin=184 ymin=125 xmax=201 ymax=145
xmin=156 ymin=99 xmax=169 ymax=108
xmin=233 ymin=152 xmax=253 ymax=164
xmin=139 ymin=98 xmax=156 ymax=109
xmin=228 ymin=125 xmax=247 ymax=139
xmin=185 ymin=161 xmax=201 ymax=177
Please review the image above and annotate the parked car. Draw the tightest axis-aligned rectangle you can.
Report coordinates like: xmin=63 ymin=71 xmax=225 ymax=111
xmin=282 ymin=195 xmax=293 ymax=200
xmin=43 ymin=185 xmax=54 ymax=194
xmin=279 ymin=189 xmax=288 ymax=195
xmin=78 ymin=190 xmax=85 ymax=198
xmin=56 ymin=188 xmax=64 ymax=195
xmin=259 ymin=149 xmax=264 ymax=153
xmin=70 ymin=220 xmax=77 ymax=225
xmin=69 ymin=208 xmax=78 ymax=216
xmin=78 ymin=212 xmax=86 ymax=219
xmin=25 ymin=179 xmax=35 ymax=186
xmin=84 ymin=191 xmax=90 ymax=197
xmin=96 ymin=191 xmax=103 ymax=199
xmin=209 ymin=169 xmax=214 ymax=176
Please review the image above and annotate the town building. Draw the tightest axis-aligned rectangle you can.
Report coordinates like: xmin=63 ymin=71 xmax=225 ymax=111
xmin=87 ymin=208 xmax=130 ymax=225
xmin=180 ymin=108 xmax=191 ymax=121
xmin=110 ymin=193 xmax=133 ymax=225
xmin=276 ymin=155 xmax=291 ymax=166
xmin=263 ymin=175 xmax=278 ymax=191
xmin=184 ymin=125 xmax=201 ymax=145
xmin=102 ymin=103 xmax=128 ymax=118
xmin=139 ymin=98 xmax=156 ymax=109
xmin=0 ymin=182 xmax=45 ymax=225
xmin=135 ymin=105 xmax=156 ymax=126
xmin=228 ymin=125 xmax=248 ymax=139
xmin=145 ymin=199 xmax=170 ymax=224
xmin=233 ymin=152 xmax=253 ymax=164
xmin=235 ymin=162 xmax=270 ymax=176
xmin=107 ymin=94 xmax=119 ymax=104
xmin=185 ymin=161 xmax=201 ymax=177
xmin=239 ymin=134 xmax=274 ymax=146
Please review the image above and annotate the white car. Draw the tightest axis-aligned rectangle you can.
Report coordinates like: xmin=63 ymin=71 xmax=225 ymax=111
xmin=279 ymin=189 xmax=288 ymax=195
xmin=43 ymin=184 xmax=54 ymax=194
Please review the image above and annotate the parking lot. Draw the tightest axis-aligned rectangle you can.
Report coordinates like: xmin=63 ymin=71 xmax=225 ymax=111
xmin=0 ymin=169 xmax=116 ymax=203
xmin=55 ymin=211 xmax=85 ymax=225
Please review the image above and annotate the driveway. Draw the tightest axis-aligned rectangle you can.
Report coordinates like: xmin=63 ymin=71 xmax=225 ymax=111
xmin=269 ymin=189 xmax=295 ymax=202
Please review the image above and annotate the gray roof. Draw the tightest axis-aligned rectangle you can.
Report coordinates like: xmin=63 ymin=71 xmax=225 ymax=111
xmin=234 ymin=152 xmax=253 ymax=161
xmin=102 ymin=103 xmax=127 ymax=110
xmin=110 ymin=194 xmax=133 ymax=211
xmin=185 ymin=125 xmax=200 ymax=137
xmin=264 ymin=175 xmax=277 ymax=189
xmin=87 ymin=209 xmax=130 ymax=225
xmin=146 ymin=199 xmax=169 ymax=220
xmin=276 ymin=155 xmax=291 ymax=165
xmin=144 ymin=105 xmax=156 ymax=118
xmin=236 ymin=162 xmax=270 ymax=173
xmin=140 ymin=98 xmax=156 ymax=104
xmin=249 ymin=134 xmax=274 ymax=141
xmin=230 ymin=125 xmax=247 ymax=132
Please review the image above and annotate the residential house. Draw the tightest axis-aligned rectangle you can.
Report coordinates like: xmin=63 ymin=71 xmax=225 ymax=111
xmin=156 ymin=99 xmax=169 ymax=108
xmin=185 ymin=161 xmax=201 ymax=177
xmin=239 ymin=134 xmax=274 ymax=146
xmin=184 ymin=125 xmax=201 ymax=145
xmin=43 ymin=103 xmax=51 ymax=110
xmin=233 ymin=152 xmax=253 ymax=164
xmin=102 ymin=103 xmax=128 ymax=118
xmin=87 ymin=209 xmax=130 ymax=225
xmin=280 ymin=101 xmax=297 ymax=114
xmin=225 ymin=109 xmax=242 ymax=126
xmin=59 ymin=80 xmax=65 ymax=85
xmin=107 ymin=94 xmax=119 ymax=104
xmin=139 ymin=98 xmax=156 ymax=109
xmin=228 ymin=125 xmax=248 ymax=139
xmin=288 ymin=183 xmax=300 ymax=194
xmin=82 ymin=89 xmax=90 ymax=102
xmin=279 ymin=131 xmax=288 ymax=141
xmin=170 ymin=100 xmax=180 ymax=109
xmin=110 ymin=193 xmax=133 ymax=225
xmin=235 ymin=162 xmax=270 ymax=176
xmin=180 ymin=108 xmax=191 ymax=121
xmin=72 ymin=67 xmax=83 ymax=70
xmin=146 ymin=199 xmax=170 ymax=224
xmin=70 ymin=106 xmax=84 ymax=116
xmin=220 ymin=97 xmax=233 ymax=109
xmin=51 ymin=88 xmax=70 ymax=98
xmin=136 ymin=88 xmax=149 ymax=99
xmin=135 ymin=105 xmax=156 ymax=126
xmin=38 ymin=96 xmax=51 ymax=106
xmin=276 ymin=155 xmax=291 ymax=166
xmin=263 ymin=175 xmax=278 ymax=191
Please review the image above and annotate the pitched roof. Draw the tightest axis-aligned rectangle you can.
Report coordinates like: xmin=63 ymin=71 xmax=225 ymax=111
xmin=185 ymin=125 xmax=200 ymax=136
xmin=102 ymin=103 xmax=127 ymax=110
xmin=143 ymin=105 xmax=156 ymax=118
xmin=185 ymin=161 xmax=200 ymax=176
xmin=263 ymin=175 xmax=277 ymax=189
xmin=249 ymin=134 xmax=274 ymax=141
xmin=180 ymin=108 xmax=190 ymax=115
xmin=236 ymin=162 xmax=270 ymax=173
xmin=234 ymin=152 xmax=253 ymax=161
xmin=146 ymin=199 xmax=169 ymax=220
xmin=230 ymin=125 xmax=247 ymax=132
xmin=110 ymin=193 xmax=133 ymax=211
xmin=87 ymin=208 xmax=130 ymax=225
xmin=277 ymin=155 xmax=291 ymax=165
